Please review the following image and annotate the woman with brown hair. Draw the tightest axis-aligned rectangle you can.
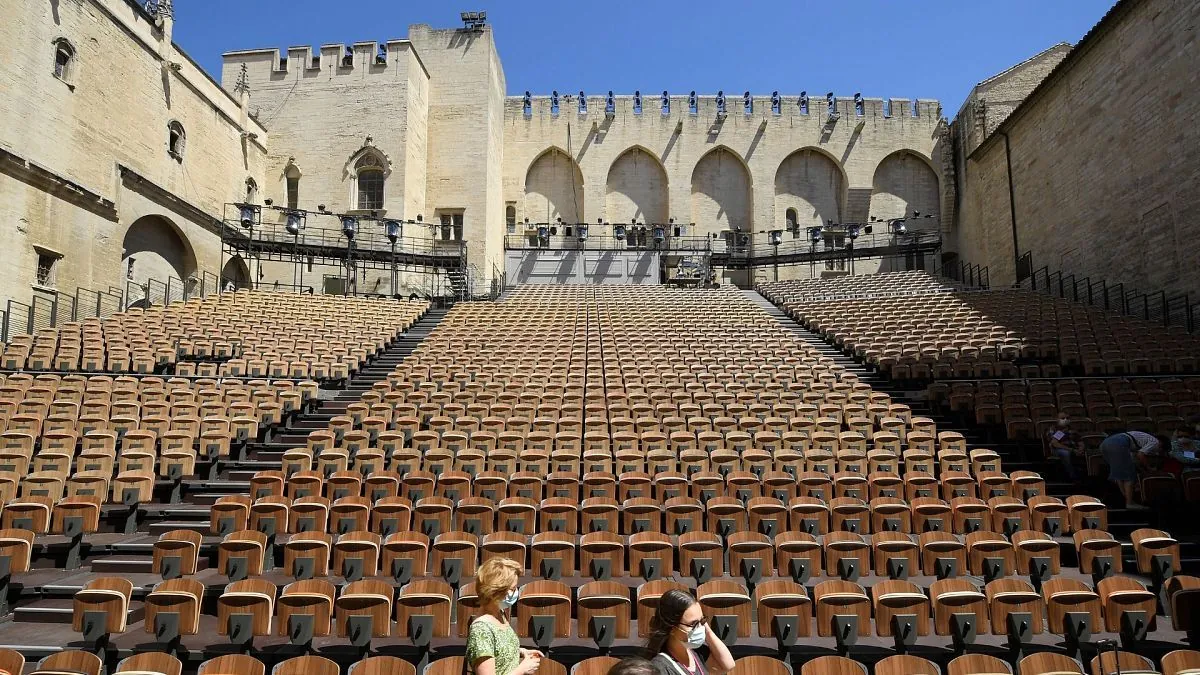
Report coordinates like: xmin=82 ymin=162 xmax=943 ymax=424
xmin=466 ymin=558 xmax=543 ymax=675
xmin=643 ymin=589 xmax=735 ymax=675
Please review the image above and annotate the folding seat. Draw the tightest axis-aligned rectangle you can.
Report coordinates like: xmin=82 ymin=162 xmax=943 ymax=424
xmin=920 ymin=531 xmax=967 ymax=579
xmin=905 ymin=471 xmax=939 ymax=501
xmin=290 ymin=496 xmax=330 ymax=534
xmin=696 ymin=579 xmax=752 ymax=646
xmin=989 ymin=496 xmax=1030 ymax=537
xmin=153 ymin=529 xmax=203 ymax=579
xmin=217 ymin=578 xmax=276 ymax=646
xmin=799 ymin=656 xmax=867 ymax=675
xmin=930 ymin=577 xmax=990 ymax=649
xmin=871 ymin=580 xmax=932 ymax=649
xmin=1096 ymin=576 xmax=1156 ymax=643
xmin=1016 ymin=654 xmax=1084 ymax=675
xmin=1073 ymin=529 xmax=1122 ymax=580
xmin=333 ymin=579 xmax=394 ymax=646
xmin=986 ymin=579 xmax=1045 ymax=647
xmin=1132 ymin=528 xmax=1181 ymax=585
xmin=276 ymin=579 xmax=335 ymax=645
xmin=273 ymin=656 xmax=339 ymax=675
xmin=497 ymin=497 xmax=537 ymax=535
xmin=813 ymin=580 xmax=871 ymax=647
xmin=625 ymin=531 xmax=673 ymax=581
xmin=952 ymin=497 xmax=990 ymax=534
xmin=869 ymin=497 xmax=911 ymax=534
xmin=370 ymin=496 xmax=413 ymax=538
xmin=116 ymin=652 xmax=182 ymax=675
xmin=941 ymin=472 xmax=977 ymax=501
xmin=529 ymin=532 xmax=575 ymax=580
xmin=912 ymin=497 xmax=952 ymax=533
xmin=30 ymin=651 xmax=104 ymax=675
xmin=823 ymin=532 xmax=869 ymax=581
xmin=705 ymin=496 xmax=747 ymax=538
xmin=515 ymin=580 xmax=572 ymax=651
xmin=876 ymin=656 xmax=939 ymax=675
xmin=665 ymin=496 xmax=704 ymax=535
xmin=326 ymin=471 xmax=363 ymax=501
xmin=143 ymin=577 xmax=204 ymax=646
xmin=3 ymin=495 xmax=53 ymax=533
xmin=727 ymin=471 xmax=764 ymax=502
xmin=788 ymin=497 xmax=830 ymax=536
xmin=1162 ymin=650 xmax=1200 ymax=675
xmin=573 ymin=580 xmax=631 ymax=650
xmin=579 ymin=531 xmax=624 ymax=581
xmin=1088 ymin=653 xmax=1156 ymax=675
xmin=72 ymin=577 xmax=133 ymax=644
xmin=1010 ymin=471 xmax=1046 ymax=502
xmin=1028 ymin=496 xmax=1070 ymax=537
xmin=347 ymin=657 xmax=415 ymax=675
xmin=1042 ymin=577 xmax=1101 ymax=650
xmin=431 ymin=531 xmax=478 ymax=586
xmin=379 ymin=532 xmax=428 ymax=584
xmin=219 ymin=530 xmax=268 ymax=581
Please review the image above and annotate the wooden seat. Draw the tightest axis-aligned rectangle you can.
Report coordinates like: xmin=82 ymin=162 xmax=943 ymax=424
xmin=876 ymin=656 xmax=939 ymax=675
xmin=72 ymin=577 xmax=133 ymax=639
xmin=272 ymin=656 xmax=339 ymax=675
xmin=218 ymin=579 xmax=277 ymax=641
xmin=947 ymin=655 xmax=1012 ymax=675
xmin=144 ymin=578 xmax=204 ymax=639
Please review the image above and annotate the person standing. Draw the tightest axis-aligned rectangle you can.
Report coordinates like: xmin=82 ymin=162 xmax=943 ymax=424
xmin=1099 ymin=431 xmax=1160 ymax=509
xmin=466 ymin=558 xmax=543 ymax=675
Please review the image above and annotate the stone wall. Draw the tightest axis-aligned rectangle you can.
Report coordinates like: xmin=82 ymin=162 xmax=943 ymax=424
xmin=956 ymin=0 xmax=1200 ymax=294
xmin=0 ymin=0 xmax=267 ymax=307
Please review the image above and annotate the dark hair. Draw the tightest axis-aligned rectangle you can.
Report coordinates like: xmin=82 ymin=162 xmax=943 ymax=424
xmin=643 ymin=589 xmax=697 ymax=657
xmin=607 ymin=658 xmax=657 ymax=675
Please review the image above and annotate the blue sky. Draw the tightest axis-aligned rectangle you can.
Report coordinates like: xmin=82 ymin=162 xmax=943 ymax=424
xmin=176 ymin=0 xmax=1115 ymax=116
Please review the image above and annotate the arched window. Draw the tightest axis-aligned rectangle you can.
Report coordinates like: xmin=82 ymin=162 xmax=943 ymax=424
xmin=505 ymin=204 xmax=516 ymax=234
xmin=786 ymin=207 xmax=798 ymax=238
xmin=285 ymin=164 xmax=302 ymax=210
xmin=53 ymin=39 xmax=75 ymax=83
xmin=354 ymin=153 xmax=385 ymax=210
xmin=245 ymin=177 xmax=258 ymax=203
xmin=167 ymin=121 xmax=186 ymax=161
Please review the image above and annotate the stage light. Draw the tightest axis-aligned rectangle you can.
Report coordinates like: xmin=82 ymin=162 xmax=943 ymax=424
xmin=768 ymin=229 xmax=783 ymax=246
xmin=264 ymin=198 xmax=273 ymax=206
xmin=385 ymin=219 xmax=402 ymax=243
xmin=854 ymin=92 xmax=864 ymax=116
xmin=716 ymin=90 xmax=726 ymax=117
xmin=341 ymin=216 xmax=358 ymax=240
xmin=606 ymin=91 xmax=615 ymax=118
xmin=538 ymin=225 xmax=549 ymax=238
xmin=743 ymin=91 xmax=752 ymax=115
xmin=285 ymin=211 xmax=303 ymax=236
xmin=238 ymin=203 xmax=257 ymax=227
xmin=551 ymin=90 xmax=559 ymax=112
xmin=809 ymin=226 xmax=823 ymax=243
xmin=614 ymin=224 xmax=627 ymax=240
xmin=416 ymin=214 xmax=423 ymax=223
xmin=661 ymin=90 xmax=670 ymax=114
xmin=318 ymin=204 xmax=326 ymax=212
xmin=847 ymin=224 xmax=860 ymax=240
xmin=771 ymin=91 xmax=781 ymax=115
xmin=579 ymin=91 xmax=587 ymax=114
xmin=652 ymin=225 xmax=665 ymax=243
xmin=799 ymin=91 xmax=809 ymax=114
xmin=864 ymin=224 xmax=873 ymax=234
xmin=577 ymin=224 xmax=589 ymax=241
xmin=633 ymin=90 xmax=642 ymax=114
xmin=688 ymin=90 xmax=698 ymax=114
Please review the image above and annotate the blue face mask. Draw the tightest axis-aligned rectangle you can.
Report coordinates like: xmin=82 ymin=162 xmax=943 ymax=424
xmin=500 ymin=588 xmax=519 ymax=610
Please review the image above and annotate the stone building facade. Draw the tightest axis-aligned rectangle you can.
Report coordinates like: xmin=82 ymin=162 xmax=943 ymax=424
xmin=0 ymin=0 xmax=268 ymax=311
xmin=952 ymin=0 xmax=1200 ymax=298
xmin=2 ymin=0 xmax=1193 ymax=309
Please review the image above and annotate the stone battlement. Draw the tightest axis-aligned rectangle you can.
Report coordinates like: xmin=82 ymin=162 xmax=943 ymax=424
xmin=506 ymin=94 xmax=942 ymax=122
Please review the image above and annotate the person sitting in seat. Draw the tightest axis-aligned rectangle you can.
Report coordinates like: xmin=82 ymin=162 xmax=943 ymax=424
xmin=1045 ymin=412 xmax=1084 ymax=482
xmin=1169 ymin=427 xmax=1200 ymax=473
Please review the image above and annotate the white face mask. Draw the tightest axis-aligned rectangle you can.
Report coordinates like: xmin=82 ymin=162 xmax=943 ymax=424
xmin=684 ymin=623 xmax=706 ymax=648
xmin=500 ymin=588 xmax=519 ymax=610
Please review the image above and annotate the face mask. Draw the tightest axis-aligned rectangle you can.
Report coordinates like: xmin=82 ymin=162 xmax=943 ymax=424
xmin=684 ymin=623 xmax=706 ymax=648
xmin=500 ymin=589 xmax=519 ymax=610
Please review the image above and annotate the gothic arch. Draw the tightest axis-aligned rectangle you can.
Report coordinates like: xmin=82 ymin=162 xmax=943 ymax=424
xmin=221 ymin=255 xmax=251 ymax=289
xmin=774 ymin=147 xmax=846 ymax=232
xmin=869 ymin=150 xmax=940 ymax=230
xmin=605 ymin=146 xmax=668 ymax=224
xmin=689 ymin=146 xmax=752 ymax=238
xmin=120 ymin=215 xmax=198 ymax=287
xmin=524 ymin=147 xmax=585 ymax=224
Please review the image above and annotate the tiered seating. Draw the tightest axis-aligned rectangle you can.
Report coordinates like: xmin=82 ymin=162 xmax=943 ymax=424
xmin=1 ymin=291 xmax=427 ymax=381
xmin=0 ymin=284 xmax=1193 ymax=675
xmin=204 ymin=286 xmax=1188 ymax=660
xmin=928 ymin=377 xmax=1200 ymax=444
xmin=760 ymin=274 xmax=1200 ymax=380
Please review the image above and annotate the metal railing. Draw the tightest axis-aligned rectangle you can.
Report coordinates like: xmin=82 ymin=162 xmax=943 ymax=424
xmin=935 ymin=259 xmax=990 ymax=289
xmin=504 ymin=233 xmax=715 ymax=252
xmin=1023 ymin=254 xmax=1199 ymax=332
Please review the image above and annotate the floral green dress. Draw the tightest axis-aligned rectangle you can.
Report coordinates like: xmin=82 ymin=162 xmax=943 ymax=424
xmin=466 ymin=617 xmax=521 ymax=675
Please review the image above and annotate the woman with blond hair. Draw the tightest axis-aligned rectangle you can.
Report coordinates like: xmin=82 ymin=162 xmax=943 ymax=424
xmin=466 ymin=557 xmax=543 ymax=675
